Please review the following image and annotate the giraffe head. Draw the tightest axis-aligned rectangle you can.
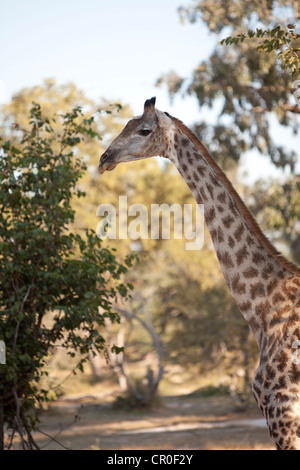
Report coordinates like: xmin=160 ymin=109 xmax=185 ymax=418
xmin=98 ymin=97 xmax=173 ymax=173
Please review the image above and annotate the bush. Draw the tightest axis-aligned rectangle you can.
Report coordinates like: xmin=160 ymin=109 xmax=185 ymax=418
xmin=0 ymin=104 xmax=134 ymax=449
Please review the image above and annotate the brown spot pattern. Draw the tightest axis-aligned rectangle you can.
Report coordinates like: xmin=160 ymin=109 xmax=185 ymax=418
xmin=217 ymin=250 xmax=235 ymax=269
xmin=234 ymin=223 xmax=245 ymax=242
xmin=222 ymin=215 xmax=234 ymax=229
xmin=205 ymin=207 xmax=216 ymax=224
xmin=236 ymin=245 xmax=249 ymax=265
xmin=231 ymin=274 xmax=246 ymax=295
xmin=243 ymin=266 xmax=259 ymax=278
xmin=250 ymin=282 xmax=265 ymax=299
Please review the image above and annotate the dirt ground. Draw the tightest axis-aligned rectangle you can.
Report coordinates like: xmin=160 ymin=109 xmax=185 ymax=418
xmin=26 ymin=395 xmax=274 ymax=451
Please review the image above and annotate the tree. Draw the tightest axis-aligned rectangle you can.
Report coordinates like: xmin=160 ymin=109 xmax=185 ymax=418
xmin=157 ymin=0 xmax=300 ymax=266
xmin=0 ymin=79 xmax=133 ymax=237
xmin=158 ymin=0 xmax=300 ymax=172
xmin=247 ymin=175 xmax=300 ymax=264
xmin=218 ymin=16 xmax=300 ymax=265
xmin=221 ymin=24 xmax=300 ymax=80
xmin=105 ymin=305 xmax=164 ymax=408
xmin=0 ymin=104 xmax=134 ymax=449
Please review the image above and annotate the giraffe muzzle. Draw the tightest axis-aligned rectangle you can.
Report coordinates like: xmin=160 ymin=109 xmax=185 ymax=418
xmin=98 ymin=151 xmax=118 ymax=174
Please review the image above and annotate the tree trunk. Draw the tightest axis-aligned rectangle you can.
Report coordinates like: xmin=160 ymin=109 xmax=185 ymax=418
xmin=113 ymin=306 xmax=165 ymax=405
xmin=88 ymin=351 xmax=103 ymax=379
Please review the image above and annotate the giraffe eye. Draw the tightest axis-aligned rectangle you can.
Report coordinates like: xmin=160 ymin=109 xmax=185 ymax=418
xmin=139 ymin=129 xmax=152 ymax=137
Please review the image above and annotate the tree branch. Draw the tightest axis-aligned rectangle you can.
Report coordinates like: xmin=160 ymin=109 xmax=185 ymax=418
xmin=13 ymin=286 xmax=32 ymax=350
xmin=113 ymin=306 xmax=165 ymax=397
xmin=12 ymin=388 xmax=27 ymax=450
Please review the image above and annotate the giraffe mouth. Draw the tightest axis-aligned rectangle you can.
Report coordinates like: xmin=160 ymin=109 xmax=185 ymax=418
xmin=106 ymin=162 xmax=118 ymax=171
xmin=98 ymin=155 xmax=119 ymax=174
xmin=98 ymin=162 xmax=118 ymax=174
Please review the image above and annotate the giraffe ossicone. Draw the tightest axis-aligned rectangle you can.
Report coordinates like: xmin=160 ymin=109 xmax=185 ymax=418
xmin=98 ymin=97 xmax=300 ymax=450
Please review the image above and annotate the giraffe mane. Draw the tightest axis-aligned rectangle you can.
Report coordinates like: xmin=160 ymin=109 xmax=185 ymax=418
xmin=169 ymin=115 xmax=300 ymax=277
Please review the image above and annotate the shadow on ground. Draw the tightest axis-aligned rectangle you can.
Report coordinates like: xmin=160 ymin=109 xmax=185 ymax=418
xmin=26 ymin=395 xmax=273 ymax=450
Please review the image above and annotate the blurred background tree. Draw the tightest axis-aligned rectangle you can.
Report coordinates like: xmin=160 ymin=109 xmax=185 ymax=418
xmin=158 ymin=0 xmax=299 ymax=170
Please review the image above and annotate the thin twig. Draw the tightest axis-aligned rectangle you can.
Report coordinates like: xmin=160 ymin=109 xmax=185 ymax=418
xmin=36 ymin=429 xmax=71 ymax=450
xmin=50 ymin=360 xmax=85 ymax=392
xmin=37 ymin=408 xmax=82 ymax=450
xmin=13 ymin=286 xmax=32 ymax=350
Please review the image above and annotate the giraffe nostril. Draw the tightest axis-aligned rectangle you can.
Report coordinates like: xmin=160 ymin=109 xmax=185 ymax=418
xmin=101 ymin=152 xmax=109 ymax=161
xmin=99 ymin=152 xmax=111 ymax=167
xmin=98 ymin=150 xmax=117 ymax=174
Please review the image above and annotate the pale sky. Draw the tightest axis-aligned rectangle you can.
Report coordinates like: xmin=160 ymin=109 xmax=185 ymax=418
xmin=1 ymin=0 xmax=298 ymax=182
xmin=0 ymin=0 xmax=212 ymax=122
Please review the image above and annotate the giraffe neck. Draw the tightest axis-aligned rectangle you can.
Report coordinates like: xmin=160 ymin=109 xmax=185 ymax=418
xmin=163 ymin=117 xmax=300 ymax=350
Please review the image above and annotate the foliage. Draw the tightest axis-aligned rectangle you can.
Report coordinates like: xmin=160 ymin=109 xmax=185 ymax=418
xmin=216 ymin=6 xmax=300 ymax=265
xmin=0 ymin=103 xmax=134 ymax=448
xmin=247 ymin=175 xmax=300 ymax=264
xmin=178 ymin=0 xmax=291 ymax=32
xmin=0 ymin=79 xmax=133 ymax=237
xmin=158 ymin=0 xmax=300 ymax=172
xmin=221 ymin=24 xmax=300 ymax=78
xmin=187 ymin=385 xmax=230 ymax=398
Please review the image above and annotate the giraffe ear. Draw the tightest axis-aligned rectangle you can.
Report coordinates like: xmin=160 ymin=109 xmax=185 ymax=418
xmin=143 ymin=97 xmax=156 ymax=115
xmin=156 ymin=109 xmax=172 ymax=129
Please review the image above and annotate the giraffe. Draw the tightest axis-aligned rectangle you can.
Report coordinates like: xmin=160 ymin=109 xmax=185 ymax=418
xmin=98 ymin=97 xmax=300 ymax=450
